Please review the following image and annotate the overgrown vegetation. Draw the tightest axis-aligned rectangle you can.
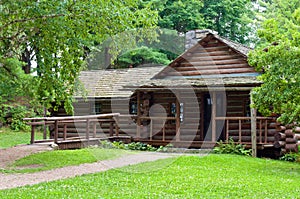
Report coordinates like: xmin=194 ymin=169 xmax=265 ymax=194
xmin=213 ymin=138 xmax=252 ymax=156
xmin=1 ymin=155 xmax=300 ymax=198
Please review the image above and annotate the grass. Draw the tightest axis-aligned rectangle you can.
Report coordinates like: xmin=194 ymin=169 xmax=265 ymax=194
xmin=1 ymin=154 xmax=300 ymax=198
xmin=2 ymin=148 xmax=134 ymax=173
xmin=0 ymin=127 xmax=42 ymax=149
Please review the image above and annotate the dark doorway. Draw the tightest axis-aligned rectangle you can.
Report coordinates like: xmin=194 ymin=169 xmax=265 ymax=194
xmin=203 ymin=94 xmax=212 ymax=140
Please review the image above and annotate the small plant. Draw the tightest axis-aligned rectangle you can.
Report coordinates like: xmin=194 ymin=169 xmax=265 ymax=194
xmin=280 ymin=152 xmax=299 ymax=162
xmin=213 ymin=138 xmax=252 ymax=156
xmin=112 ymin=141 xmax=126 ymax=149
xmin=99 ymin=140 xmax=114 ymax=149
xmin=125 ymin=142 xmax=156 ymax=151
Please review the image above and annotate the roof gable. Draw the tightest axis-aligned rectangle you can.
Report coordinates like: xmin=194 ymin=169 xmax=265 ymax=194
xmin=154 ymin=33 xmax=256 ymax=79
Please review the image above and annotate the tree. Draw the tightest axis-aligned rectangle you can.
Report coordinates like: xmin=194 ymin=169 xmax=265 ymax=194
xmin=154 ymin=0 xmax=205 ymax=33
xmin=201 ymin=0 xmax=255 ymax=44
xmin=248 ymin=0 xmax=300 ymax=124
xmin=0 ymin=0 xmax=158 ymax=114
xmin=113 ymin=46 xmax=170 ymax=68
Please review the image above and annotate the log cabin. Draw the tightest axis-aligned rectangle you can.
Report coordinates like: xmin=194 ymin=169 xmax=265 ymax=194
xmin=28 ymin=30 xmax=288 ymax=153
xmin=68 ymin=30 xmax=278 ymax=149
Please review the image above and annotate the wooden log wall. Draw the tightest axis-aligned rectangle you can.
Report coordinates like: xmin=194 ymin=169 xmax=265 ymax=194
xmin=53 ymin=98 xmax=136 ymax=139
xmin=131 ymin=90 xmax=201 ymax=142
xmin=163 ymin=35 xmax=255 ymax=77
xmin=274 ymin=124 xmax=299 ymax=153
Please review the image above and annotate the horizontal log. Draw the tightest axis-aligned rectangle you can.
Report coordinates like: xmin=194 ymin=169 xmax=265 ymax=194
xmin=273 ymin=141 xmax=285 ymax=148
xmin=285 ymin=129 xmax=294 ymax=138
xmin=285 ymin=138 xmax=297 ymax=144
xmin=185 ymin=54 xmax=244 ymax=62
xmin=294 ymin=126 xmax=300 ymax=133
xmin=229 ymin=136 xmax=275 ymax=143
xmin=169 ymin=67 xmax=255 ymax=76
xmin=177 ymin=63 xmax=248 ymax=70
xmin=285 ymin=143 xmax=298 ymax=153
xmin=294 ymin=134 xmax=300 ymax=140
xmin=278 ymin=125 xmax=286 ymax=131
xmin=274 ymin=132 xmax=286 ymax=141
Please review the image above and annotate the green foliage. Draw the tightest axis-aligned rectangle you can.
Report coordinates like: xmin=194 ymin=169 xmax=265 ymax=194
xmin=125 ymin=142 xmax=157 ymax=151
xmin=156 ymin=0 xmax=205 ymax=33
xmin=213 ymin=138 xmax=252 ymax=156
xmin=0 ymin=0 xmax=158 ymax=114
xmin=114 ymin=46 xmax=170 ymax=68
xmin=2 ymin=155 xmax=300 ymax=198
xmin=0 ymin=103 xmax=38 ymax=131
xmin=248 ymin=0 xmax=300 ymax=124
xmin=100 ymin=140 xmax=165 ymax=152
xmin=201 ymin=0 xmax=255 ymax=44
xmin=279 ymin=152 xmax=299 ymax=162
xmin=146 ymin=0 xmax=255 ymax=44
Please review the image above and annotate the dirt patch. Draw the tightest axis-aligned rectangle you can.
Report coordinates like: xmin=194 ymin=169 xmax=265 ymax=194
xmin=0 ymin=144 xmax=53 ymax=169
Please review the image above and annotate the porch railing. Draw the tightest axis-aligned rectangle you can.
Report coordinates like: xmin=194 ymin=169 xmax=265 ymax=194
xmin=215 ymin=117 xmax=276 ymax=145
xmin=24 ymin=113 xmax=120 ymax=144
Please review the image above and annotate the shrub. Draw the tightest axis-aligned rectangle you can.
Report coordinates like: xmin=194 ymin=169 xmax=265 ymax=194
xmin=0 ymin=104 xmax=36 ymax=131
xmin=213 ymin=138 xmax=252 ymax=156
xmin=280 ymin=152 xmax=299 ymax=162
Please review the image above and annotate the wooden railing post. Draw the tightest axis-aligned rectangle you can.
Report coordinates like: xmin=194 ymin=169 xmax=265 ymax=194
xmin=93 ymin=122 xmax=97 ymax=138
xmin=63 ymin=124 xmax=67 ymax=140
xmin=54 ymin=120 xmax=58 ymax=144
xmin=211 ymin=92 xmax=217 ymax=142
xmin=150 ymin=119 xmax=153 ymax=141
xmin=175 ymin=97 xmax=181 ymax=142
xmin=251 ymin=94 xmax=257 ymax=157
xmin=30 ymin=119 xmax=35 ymax=144
xmin=86 ymin=119 xmax=90 ymax=140
xmin=114 ymin=115 xmax=119 ymax=137
xmin=137 ymin=91 xmax=141 ymax=139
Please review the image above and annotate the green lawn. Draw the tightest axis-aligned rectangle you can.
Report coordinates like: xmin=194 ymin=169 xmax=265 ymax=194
xmin=0 ymin=127 xmax=42 ymax=149
xmin=1 ymin=154 xmax=299 ymax=198
xmin=2 ymin=148 xmax=134 ymax=173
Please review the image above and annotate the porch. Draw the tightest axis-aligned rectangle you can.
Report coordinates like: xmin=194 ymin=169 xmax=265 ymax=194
xmin=24 ymin=113 xmax=277 ymax=152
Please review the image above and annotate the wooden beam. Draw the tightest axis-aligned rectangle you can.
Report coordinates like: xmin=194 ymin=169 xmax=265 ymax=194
xmin=86 ymin=119 xmax=90 ymax=140
xmin=175 ymin=95 xmax=181 ymax=142
xmin=212 ymin=92 xmax=217 ymax=142
xmin=54 ymin=120 xmax=58 ymax=144
xmin=250 ymin=94 xmax=257 ymax=157
xmin=30 ymin=122 xmax=35 ymax=144
xmin=137 ymin=91 xmax=141 ymax=139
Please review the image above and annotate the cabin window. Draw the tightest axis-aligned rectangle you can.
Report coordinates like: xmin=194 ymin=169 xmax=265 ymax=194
xmin=170 ymin=102 xmax=184 ymax=123
xmin=94 ymin=102 xmax=102 ymax=114
xmin=130 ymin=101 xmax=138 ymax=115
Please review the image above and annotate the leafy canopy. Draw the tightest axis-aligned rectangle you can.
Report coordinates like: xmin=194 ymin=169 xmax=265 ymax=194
xmin=0 ymin=0 xmax=158 ymax=114
xmin=249 ymin=0 xmax=300 ymax=124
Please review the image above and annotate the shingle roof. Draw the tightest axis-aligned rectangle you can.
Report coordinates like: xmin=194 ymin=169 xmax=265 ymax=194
xmin=75 ymin=66 xmax=164 ymax=98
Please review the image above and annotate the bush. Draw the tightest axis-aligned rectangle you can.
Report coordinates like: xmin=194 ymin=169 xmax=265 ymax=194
xmin=0 ymin=104 xmax=36 ymax=131
xmin=280 ymin=152 xmax=299 ymax=162
xmin=213 ymin=138 xmax=252 ymax=156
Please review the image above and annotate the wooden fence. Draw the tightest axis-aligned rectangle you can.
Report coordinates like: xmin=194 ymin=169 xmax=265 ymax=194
xmin=24 ymin=113 xmax=121 ymax=144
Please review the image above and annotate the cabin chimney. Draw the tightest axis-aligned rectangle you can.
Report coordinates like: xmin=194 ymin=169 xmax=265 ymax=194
xmin=185 ymin=29 xmax=218 ymax=50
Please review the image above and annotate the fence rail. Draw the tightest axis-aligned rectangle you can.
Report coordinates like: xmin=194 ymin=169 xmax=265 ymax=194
xmin=215 ymin=116 xmax=276 ymax=145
